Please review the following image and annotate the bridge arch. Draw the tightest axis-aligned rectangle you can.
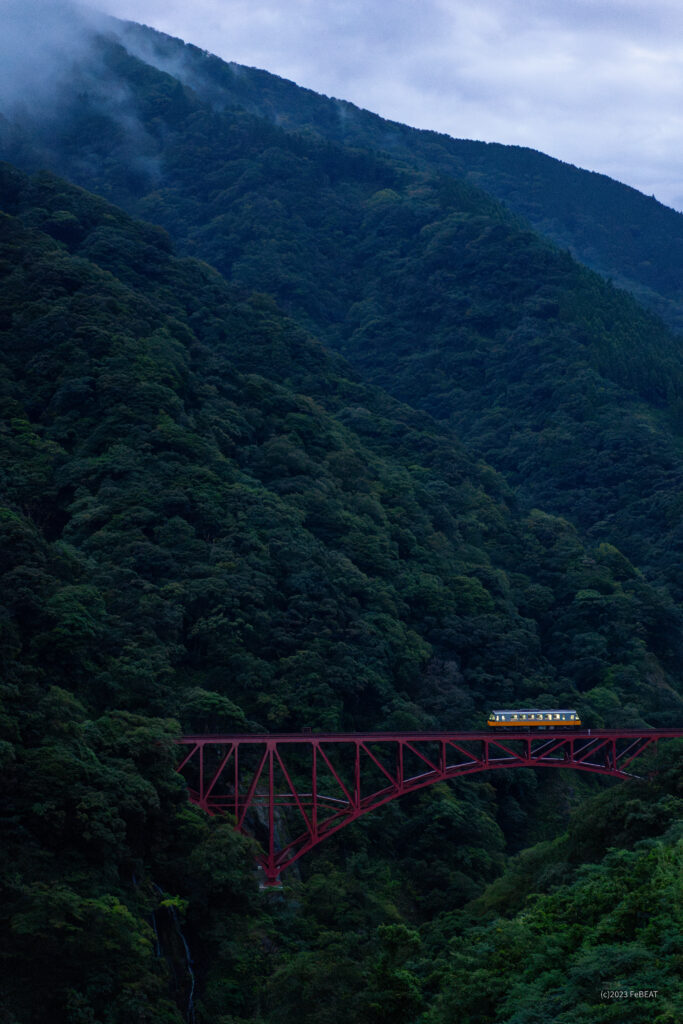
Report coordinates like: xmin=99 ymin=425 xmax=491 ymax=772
xmin=176 ymin=729 xmax=680 ymax=886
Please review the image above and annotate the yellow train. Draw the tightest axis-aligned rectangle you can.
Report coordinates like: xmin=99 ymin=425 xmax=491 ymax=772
xmin=487 ymin=708 xmax=582 ymax=729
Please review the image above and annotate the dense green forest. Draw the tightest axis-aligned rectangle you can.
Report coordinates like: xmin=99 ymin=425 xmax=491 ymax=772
xmin=1 ymin=158 xmax=681 ymax=1024
xmin=3 ymin=26 xmax=683 ymax=600
xmin=0 ymin=11 xmax=682 ymax=1024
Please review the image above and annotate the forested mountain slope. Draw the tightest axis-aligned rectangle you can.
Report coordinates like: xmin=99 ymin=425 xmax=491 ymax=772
xmin=4 ymin=27 xmax=681 ymax=600
xmin=2 ymin=14 xmax=683 ymax=1022
xmin=1 ymin=161 xmax=682 ymax=1023
xmin=112 ymin=20 xmax=683 ymax=332
xmin=6 ymin=161 xmax=680 ymax=731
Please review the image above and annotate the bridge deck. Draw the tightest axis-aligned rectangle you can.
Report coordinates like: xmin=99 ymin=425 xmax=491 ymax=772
xmin=179 ymin=728 xmax=683 ymax=743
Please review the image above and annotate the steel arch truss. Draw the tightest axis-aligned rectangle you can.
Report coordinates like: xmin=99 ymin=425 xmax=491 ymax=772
xmin=176 ymin=729 xmax=680 ymax=886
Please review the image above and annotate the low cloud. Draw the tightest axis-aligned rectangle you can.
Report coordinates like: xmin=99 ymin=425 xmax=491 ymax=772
xmin=0 ymin=1 xmax=106 ymax=113
xmin=0 ymin=0 xmax=162 ymax=188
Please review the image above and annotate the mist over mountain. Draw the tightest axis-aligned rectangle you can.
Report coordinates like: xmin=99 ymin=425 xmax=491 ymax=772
xmin=1 ymin=7 xmax=682 ymax=1024
xmin=0 ymin=1 xmax=102 ymax=109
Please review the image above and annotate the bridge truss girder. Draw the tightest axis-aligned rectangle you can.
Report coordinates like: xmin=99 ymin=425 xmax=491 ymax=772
xmin=176 ymin=730 xmax=677 ymax=886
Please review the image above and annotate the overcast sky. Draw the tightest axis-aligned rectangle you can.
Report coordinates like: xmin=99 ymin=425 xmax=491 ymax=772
xmin=47 ymin=1 xmax=683 ymax=211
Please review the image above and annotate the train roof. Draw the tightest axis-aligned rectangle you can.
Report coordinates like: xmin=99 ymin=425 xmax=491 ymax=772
xmin=489 ymin=708 xmax=579 ymax=714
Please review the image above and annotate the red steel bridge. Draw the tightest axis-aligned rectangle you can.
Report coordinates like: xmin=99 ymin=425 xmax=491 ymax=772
xmin=176 ymin=728 xmax=683 ymax=886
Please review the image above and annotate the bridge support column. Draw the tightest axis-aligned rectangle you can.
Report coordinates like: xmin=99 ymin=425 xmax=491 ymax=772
xmin=263 ymin=746 xmax=280 ymax=888
xmin=261 ymin=867 xmax=282 ymax=889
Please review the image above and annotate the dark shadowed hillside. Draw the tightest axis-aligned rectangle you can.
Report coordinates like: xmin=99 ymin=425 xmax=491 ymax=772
xmin=5 ymin=161 xmax=680 ymax=732
xmin=1 ymin=162 xmax=682 ymax=1022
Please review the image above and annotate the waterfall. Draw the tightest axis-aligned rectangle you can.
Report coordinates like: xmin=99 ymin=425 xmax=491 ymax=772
xmin=152 ymin=882 xmax=196 ymax=1024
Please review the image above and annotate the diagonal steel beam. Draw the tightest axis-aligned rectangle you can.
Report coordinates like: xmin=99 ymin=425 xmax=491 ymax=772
xmin=359 ymin=742 xmax=399 ymax=788
xmin=203 ymin=744 xmax=235 ymax=806
xmin=237 ymin=746 xmax=269 ymax=831
xmin=275 ymin=746 xmax=313 ymax=835
xmin=316 ymin=743 xmax=354 ymax=806
xmin=402 ymin=740 xmax=439 ymax=774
